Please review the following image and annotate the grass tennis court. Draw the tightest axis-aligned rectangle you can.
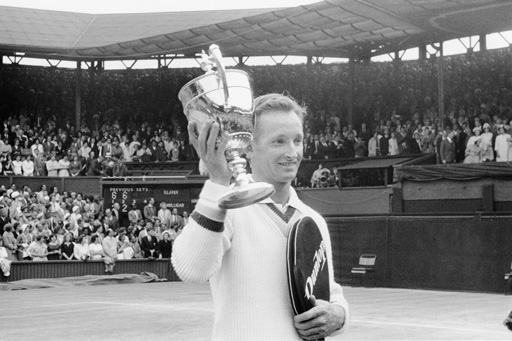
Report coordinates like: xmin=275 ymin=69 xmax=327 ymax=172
xmin=1 ymin=281 xmax=511 ymax=340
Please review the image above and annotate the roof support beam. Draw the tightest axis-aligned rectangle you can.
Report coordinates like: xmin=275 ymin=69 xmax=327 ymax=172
xmin=437 ymin=42 xmax=445 ymax=129
xmin=480 ymin=34 xmax=487 ymax=52
xmin=157 ymin=56 xmax=175 ymax=68
xmin=75 ymin=61 xmax=82 ymax=132
xmin=120 ymin=60 xmax=138 ymax=69
xmin=7 ymin=55 xmax=23 ymax=65
xmin=46 ymin=59 xmax=61 ymax=68
xmin=498 ymin=32 xmax=511 ymax=45
xmin=457 ymin=36 xmax=479 ymax=55
xmin=347 ymin=54 xmax=355 ymax=126
xmin=418 ymin=45 xmax=427 ymax=61
xmin=269 ymin=55 xmax=288 ymax=65
xmin=235 ymin=56 xmax=249 ymax=66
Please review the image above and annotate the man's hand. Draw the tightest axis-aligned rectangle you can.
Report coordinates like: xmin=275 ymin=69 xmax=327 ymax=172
xmin=188 ymin=120 xmax=231 ymax=186
xmin=294 ymin=296 xmax=345 ymax=340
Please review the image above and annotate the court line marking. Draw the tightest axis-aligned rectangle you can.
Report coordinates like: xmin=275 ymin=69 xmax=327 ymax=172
xmin=0 ymin=307 xmax=115 ymax=320
xmin=0 ymin=301 xmax=214 ymax=319
xmin=351 ymin=319 xmax=510 ymax=335
xmin=86 ymin=301 xmax=215 ymax=313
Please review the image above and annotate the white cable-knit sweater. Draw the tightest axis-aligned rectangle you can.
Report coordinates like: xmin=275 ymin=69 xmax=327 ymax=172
xmin=172 ymin=180 xmax=349 ymax=340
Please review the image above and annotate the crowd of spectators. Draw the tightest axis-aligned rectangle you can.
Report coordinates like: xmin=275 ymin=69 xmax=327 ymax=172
xmin=1 ymin=48 xmax=512 ymax=176
xmin=0 ymin=50 xmax=511 ymax=190
xmin=0 ymin=112 xmax=198 ymax=177
xmin=0 ymin=183 xmax=189 ymax=277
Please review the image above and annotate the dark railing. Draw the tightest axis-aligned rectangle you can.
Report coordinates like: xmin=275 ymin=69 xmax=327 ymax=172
xmin=1 ymin=259 xmax=179 ymax=282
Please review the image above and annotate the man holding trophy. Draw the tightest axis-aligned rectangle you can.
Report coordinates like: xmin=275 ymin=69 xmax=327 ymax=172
xmin=172 ymin=45 xmax=348 ymax=340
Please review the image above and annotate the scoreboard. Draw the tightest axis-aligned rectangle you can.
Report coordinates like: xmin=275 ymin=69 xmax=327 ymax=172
xmin=102 ymin=181 xmax=205 ymax=225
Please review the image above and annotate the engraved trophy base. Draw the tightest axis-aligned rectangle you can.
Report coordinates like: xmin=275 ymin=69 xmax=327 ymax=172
xmin=219 ymin=182 xmax=275 ymax=209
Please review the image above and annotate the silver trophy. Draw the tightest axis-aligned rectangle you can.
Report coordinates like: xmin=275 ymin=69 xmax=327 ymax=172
xmin=178 ymin=44 xmax=275 ymax=209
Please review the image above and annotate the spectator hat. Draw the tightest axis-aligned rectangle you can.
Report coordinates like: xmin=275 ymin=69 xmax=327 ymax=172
xmin=63 ymin=213 xmax=71 ymax=221
xmin=10 ymin=191 xmax=20 ymax=199
xmin=483 ymin=123 xmax=491 ymax=129
xmin=472 ymin=127 xmax=482 ymax=133
xmin=72 ymin=206 xmax=79 ymax=213
xmin=36 ymin=212 xmax=44 ymax=219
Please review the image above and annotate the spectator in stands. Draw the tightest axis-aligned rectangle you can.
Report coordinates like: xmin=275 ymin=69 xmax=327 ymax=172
xmin=140 ymin=227 xmax=158 ymax=259
xmin=181 ymin=211 xmax=190 ymax=227
xmin=137 ymin=142 xmax=152 ymax=162
xmin=157 ymin=230 xmax=173 ymax=258
xmin=143 ymin=198 xmax=156 ymax=223
xmin=69 ymin=154 xmax=82 ymax=176
xmin=130 ymin=234 xmax=143 ymax=259
xmin=170 ymin=141 xmax=180 ymax=162
xmin=354 ymin=136 xmax=366 ymax=157
xmin=87 ymin=152 xmax=103 ymax=176
xmin=480 ymin=123 xmax=494 ymax=161
xmin=310 ymin=163 xmax=325 ymax=188
xmin=16 ymin=224 xmax=32 ymax=260
xmin=73 ymin=235 xmax=90 ymax=261
xmin=464 ymin=138 xmax=483 ymax=164
xmin=88 ymin=234 xmax=103 ymax=261
xmin=26 ymin=235 xmax=48 ymax=261
xmin=157 ymin=202 xmax=171 ymax=229
xmin=410 ymin=132 xmax=423 ymax=154
xmin=440 ymin=130 xmax=456 ymax=164
xmin=495 ymin=125 xmax=511 ymax=162
xmin=379 ymin=131 xmax=390 ymax=157
xmin=21 ymin=140 xmax=31 ymax=158
xmin=169 ymin=208 xmax=182 ymax=230
xmin=12 ymin=154 xmax=23 ymax=175
xmin=128 ymin=203 xmax=143 ymax=226
xmin=46 ymin=154 xmax=59 ymax=177
xmin=117 ymin=232 xmax=134 ymax=260
xmin=60 ymin=234 xmax=74 ymax=261
xmin=368 ymin=131 xmax=381 ymax=157
xmin=46 ymin=234 xmax=61 ymax=260
xmin=22 ymin=155 xmax=34 ymax=176
xmin=0 ymin=239 xmax=12 ymax=277
xmin=103 ymin=208 xmax=119 ymax=233
xmin=33 ymin=149 xmax=46 ymax=176
xmin=2 ymin=224 xmax=17 ymax=261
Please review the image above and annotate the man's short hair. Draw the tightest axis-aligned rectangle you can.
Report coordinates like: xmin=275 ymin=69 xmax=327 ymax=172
xmin=252 ymin=93 xmax=306 ymax=140
xmin=253 ymin=93 xmax=306 ymax=124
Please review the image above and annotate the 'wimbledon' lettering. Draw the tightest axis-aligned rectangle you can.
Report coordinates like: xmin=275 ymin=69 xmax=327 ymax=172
xmin=304 ymin=240 xmax=327 ymax=300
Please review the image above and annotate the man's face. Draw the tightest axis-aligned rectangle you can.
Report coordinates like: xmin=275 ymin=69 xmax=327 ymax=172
xmin=250 ymin=110 xmax=303 ymax=187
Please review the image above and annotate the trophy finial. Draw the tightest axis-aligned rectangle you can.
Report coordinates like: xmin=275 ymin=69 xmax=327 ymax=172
xmin=200 ymin=50 xmax=214 ymax=73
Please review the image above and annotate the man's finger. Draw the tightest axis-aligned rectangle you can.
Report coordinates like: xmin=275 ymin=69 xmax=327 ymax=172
xmin=197 ymin=121 xmax=214 ymax=155
xmin=208 ymin=122 xmax=221 ymax=151
xmin=309 ymin=295 xmax=317 ymax=307
xmin=187 ymin=121 xmax=199 ymax=143
xmin=217 ymin=131 xmax=230 ymax=155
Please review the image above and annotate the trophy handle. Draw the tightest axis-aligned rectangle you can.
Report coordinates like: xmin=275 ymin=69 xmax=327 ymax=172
xmin=209 ymin=44 xmax=230 ymax=109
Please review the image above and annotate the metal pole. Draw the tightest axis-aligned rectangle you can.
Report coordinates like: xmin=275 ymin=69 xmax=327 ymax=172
xmin=75 ymin=61 xmax=82 ymax=132
xmin=437 ymin=42 xmax=445 ymax=128
xmin=347 ymin=55 xmax=355 ymax=126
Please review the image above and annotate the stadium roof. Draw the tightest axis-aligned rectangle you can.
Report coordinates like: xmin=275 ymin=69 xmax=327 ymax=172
xmin=0 ymin=0 xmax=511 ymax=61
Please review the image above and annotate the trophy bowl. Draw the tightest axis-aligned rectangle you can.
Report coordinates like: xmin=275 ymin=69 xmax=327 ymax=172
xmin=178 ymin=45 xmax=274 ymax=209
